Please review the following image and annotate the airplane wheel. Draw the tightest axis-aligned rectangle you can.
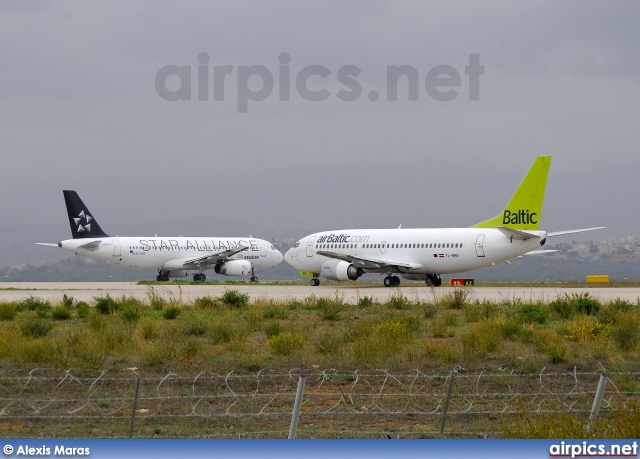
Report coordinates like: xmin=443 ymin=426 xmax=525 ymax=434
xmin=162 ymin=275 xmax=169 ymax=282
xmin=156 ymin=275 xmax=162 ymax=281
xmin=310 ymin=278 xmax=320 ymax=286
xmin=384 ymin=276 xmax=393 ymax=287
xmin=436 ymin=276 xmax=442 ymax=286
xmin=392 ymin=276 xmax=400 ymax=287
xmin=250 ymin=276 xmax=258 ymax=282
xmin=200 ymin=273 xmax=206 ymax=282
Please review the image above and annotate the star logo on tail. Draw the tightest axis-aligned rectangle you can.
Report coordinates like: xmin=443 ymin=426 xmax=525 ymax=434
xmin=74 ymin=210 xmax=93 ymax=233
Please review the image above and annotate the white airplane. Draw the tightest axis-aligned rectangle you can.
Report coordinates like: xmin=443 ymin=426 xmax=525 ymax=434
xmin=37 ymin=190 xmax=283 ymax=282
xmin=285 ymin=156 xmax=604 ymax=287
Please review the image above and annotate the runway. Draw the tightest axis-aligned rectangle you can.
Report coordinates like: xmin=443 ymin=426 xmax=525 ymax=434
xmin=1 ymin=282 xmax=639 ymax=304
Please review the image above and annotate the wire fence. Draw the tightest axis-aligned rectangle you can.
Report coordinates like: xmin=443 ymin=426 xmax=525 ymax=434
xmin=1 ymin=368 xmax=639 ymax=438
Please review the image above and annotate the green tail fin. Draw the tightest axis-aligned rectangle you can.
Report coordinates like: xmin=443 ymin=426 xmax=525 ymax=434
xmin=471 ymin=156 xmax=551 ymax=230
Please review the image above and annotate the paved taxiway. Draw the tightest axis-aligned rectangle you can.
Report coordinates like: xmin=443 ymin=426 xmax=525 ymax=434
xmin=1 ymin=282 xmax=639 ymax=304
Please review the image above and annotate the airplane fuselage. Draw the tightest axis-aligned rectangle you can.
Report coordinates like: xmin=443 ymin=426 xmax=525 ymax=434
xmin=60 ymin=236 xmax=282 ymax=271
xmin=286 ymin=228 xmax=546 ymax=275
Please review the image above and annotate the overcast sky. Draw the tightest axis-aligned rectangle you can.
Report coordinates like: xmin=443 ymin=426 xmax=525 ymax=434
xmin=1 ymin=1 xmax=639 ymax=256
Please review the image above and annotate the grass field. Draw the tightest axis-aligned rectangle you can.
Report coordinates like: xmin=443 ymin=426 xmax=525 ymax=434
xmin=0 ymin=287 xmax=638 ymax=438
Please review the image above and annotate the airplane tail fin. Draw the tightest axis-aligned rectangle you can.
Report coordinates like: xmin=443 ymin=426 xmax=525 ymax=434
xmin=63 ymin=190 xmax=109 ymax=239
xmin=471 ymin=156 xmax=551 ymax=230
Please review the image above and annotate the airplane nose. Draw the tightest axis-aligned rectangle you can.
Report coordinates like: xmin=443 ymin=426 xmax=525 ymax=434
xmin=284 ymin=247 xmax=293 ymax=261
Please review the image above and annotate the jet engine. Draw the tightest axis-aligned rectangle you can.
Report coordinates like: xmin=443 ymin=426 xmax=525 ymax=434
xmin=214 ymin=260 xmax=251 ymax=276
xmin=321 ymin=260 xmax=364 ymax=281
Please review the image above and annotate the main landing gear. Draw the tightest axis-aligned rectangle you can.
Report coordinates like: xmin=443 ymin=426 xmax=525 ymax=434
xmin=193 ymin=273 xmax=207 ymax=282
xmin=426 ymin=274 xmax=442 ymax=286
xmin=250 ymin=268 xmax=259 ymax=283
xmin=383 ymin=275 xmax=400 ymax=287
xmin=156 ymin=270 xmax=169 ymax=282
xmin=310 ymin=278 xmax=320 ymax=286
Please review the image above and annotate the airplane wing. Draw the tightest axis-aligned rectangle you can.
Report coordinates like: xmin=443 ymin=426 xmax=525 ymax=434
xmin=182 ymin=245 xmax=250 ymax=266
xmin=547 ymin=227 xmax=606 ymax=237
xmin=521 ymin=249 xmax=561 ymax=256
xmin=316 ymin=250 xmax=423 ymax=270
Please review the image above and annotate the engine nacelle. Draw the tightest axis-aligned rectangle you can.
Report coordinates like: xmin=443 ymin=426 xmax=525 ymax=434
xmin=321 ymin=260 xmax=364 ymax=281
xmin=214 ymin=259 xmax=251 ymax=276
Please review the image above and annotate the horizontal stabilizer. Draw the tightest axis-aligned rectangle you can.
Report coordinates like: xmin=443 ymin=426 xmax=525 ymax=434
xmin=547 ymin=227 xmax=606 ymax=237
xmin=496 ymin=226 xmax=540 ymax=240
xmin=521 ymin=249 xmax=561 ymax=256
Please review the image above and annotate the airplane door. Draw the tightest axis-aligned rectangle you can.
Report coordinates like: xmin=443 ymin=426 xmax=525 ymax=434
xmin=259 ymin=241 xmax=267 ymax=257
xmin=112 ymin=239 xmax=121 ymax=257
xmin=380 ymin=241 xmax=386 ymax=254
xmin=475 ymin=235 xmax=485 ymax=257
xmin=306 ymin=236 xmax=316 ymax=257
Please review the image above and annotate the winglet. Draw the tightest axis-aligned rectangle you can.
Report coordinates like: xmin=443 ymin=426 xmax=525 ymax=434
xmin=472 ymin=156 xmax=551 ymax=230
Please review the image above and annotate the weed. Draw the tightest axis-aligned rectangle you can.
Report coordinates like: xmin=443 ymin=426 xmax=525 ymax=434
xmin=422 ymin=303 xmax=437 ymax=319
xmin=19 ymin=297 xmax=51 ymax=312
xmin=268 ymin=332 xmax=305 ymax=355
xmin=141 ymin=320 xmax=159 ymax=340
xmin=51 ymin=306 xmax=72 ymax=321
xmin=193 ymin=295 xmax=220 ymax=310
xmin=120 ymin=307 xmax=142 ymax=322
xmin=440 ymin=288 xmax=470 ymax=309
xmin=210 ymin=321 xmax=235 ymax=344
xmin=94 ymin=295 xmax=118 ymax=315
xmin=183 ymin=320 xmax=206 ymax=337
xmin=262 ymin=302 xmax=289 ymax=319
xmin=21 ymin=320 xmax=53 ymax=338
xmin=611 ymin=312 xmax=639 ymax=351
xmin=385 ymin=293 xmax=411 ymax=310
xmin=76 ymin=302 xmax=90 ymax=318
xmin=162 ymin=306 xmax=181 ymax=320
xmin=460 ymin=321 xmax=502 ymax=355
xmin=147 ymin=288 xmax=165 ymax=311
xmin=316 ymin=297 xmax=344 ymax=320
xmin=263 ymin=322 xmax=282 ymax=339
xmin=60 ymin=294 xmax=74 ymax=309
xmin=517 ymin=304 xmax=548 ymax=324
xmin=221 ymin=289 xmax=249 ymax=308
xmin=357 ymin=295 xmax=374 ymax=308
xmin=0 ymin=303 xmax=17 ymax=321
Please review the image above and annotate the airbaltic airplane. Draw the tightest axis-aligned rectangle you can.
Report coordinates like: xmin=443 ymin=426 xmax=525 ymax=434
xmin=37 ymin=190 xmax=283 ymax=281
xmin=285 ymin=156 xmax=604 ymax=287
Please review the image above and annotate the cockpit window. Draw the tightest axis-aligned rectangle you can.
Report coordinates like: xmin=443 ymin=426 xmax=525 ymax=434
xmin=270 ymin=245 xmax=275 ymax=250
xmin=293 ymin=242 xmax=301 ymax=249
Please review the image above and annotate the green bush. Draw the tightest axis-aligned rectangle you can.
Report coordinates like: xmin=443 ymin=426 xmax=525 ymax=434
xmin=423 ymin=303 xmax=437 ymax=319
xmin=21 ymin=320 xmax=53 ymax=338
xmin=264 ymin=322 xmax=282 ymax=339
xmin=19 ymin=297 xmax=51 ymax=311
xmin=611 ymin=312 xmax=639 ymax=351
xmin=76 ymin=301 xmax=90 ymax=318
xmin=357 ymin=295 xmax=374 ymax=308
xmin=60 ymin=294 xmax=74 ymax=309
xmin=51 ymin=306 xmax=72 ymax=321
xmin=441 ymin=288 xmax=470 ymax=309
xmin=94 ymin=295 xmax=118 ymax=315
xmin=385 ymin=293 xmax=411 ymax=310
xmin=183 ymin=320 xmax=206 ymax=336
xmin=268 ymin=332 xmax=305 ymax=355
xmin=316 ymin=297 xmax=344 ymax=320
xmin=517 ymin=304 xmax=548 ymax=324
xmin=147 ymin=289 xmax=165 ymax=311
xmin=193 ymin=295 xmax=220 ymax=310
xmin=162 ymin=305 xmax=181 ymax=320
xmin=0 ymin=303 xmax=17 ymax=321
xmin=210 ymin=321 xmax=234 ymax=344
xmin=120 ymin=307 xmax=142 ymax=322
xmin=221 ymin=289 xmax=249 ymax=308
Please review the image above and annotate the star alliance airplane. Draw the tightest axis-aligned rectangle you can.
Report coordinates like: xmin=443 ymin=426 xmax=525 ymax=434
xmin=38 ymin=190 xmax=283 ymax=281
xmin=285 ymin=156 xmax=604 ymax=287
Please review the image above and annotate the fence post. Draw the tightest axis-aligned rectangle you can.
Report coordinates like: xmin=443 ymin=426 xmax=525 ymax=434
xmin=587 ymin=373 xmax=608 ymax=433
xmin=129 ymin=377 xmax=141 ymax=439
xmin=440 ymin=372 xmax=455 ymax=435
xmin=288 ymin=373 xmax=307 ymax=439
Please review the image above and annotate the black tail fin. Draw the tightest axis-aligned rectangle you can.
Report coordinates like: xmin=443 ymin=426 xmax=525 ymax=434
xmin=63 ymin=190 xmax=109 ymax=239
